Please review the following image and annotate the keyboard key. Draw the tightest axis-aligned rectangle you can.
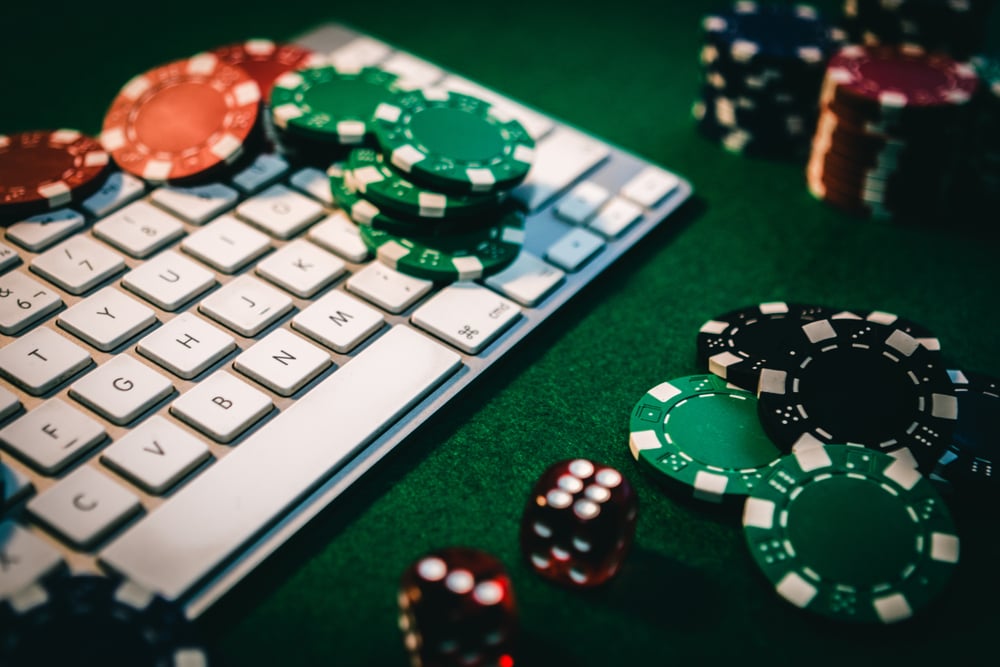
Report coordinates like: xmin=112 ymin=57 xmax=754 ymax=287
xmin=514 ymin=127 xmax=610 ymax=212
xmin=0 ymin=242 xmax=21 ymax=273
xmin=0 ymin=328 xmax=91 ymax=395
xmin=307 ymin=212 xmax=369 ymax=263
xmin=485 ymin=252 xmax=565 ymax=307
xmin=101 ymin=326 xmax=461 ymax=600
xmin=412 ymin=283 xmax=521 ymax=354
xmin=5 ymin=209 xmax=85 ymax=252
xmin=181 ymin=215 xmax=270 ymax=274
xmin=255 ymin=239 xmax=345 ymax=298
xmin=289 ymin=167 xmax=334 ymax=205
xmin=234 ymin=328 xmax=331 ymax=396
xmin=327 ymin=35 xmax=391 ymax=71
xmin=236 ymin=184 xmax=324 ymax=239
xmin=92 ymin=200 xmax=186 ymax=258
xmin=440 ymin=75 xmax=554 ymax=140
xmin=198 ymin=275 xmax=293 ymax=337
xmin=0 ymin=522 xmax=63 ymax=598
xmin=620 ymin=166 xmax=680 ymax=208
xmin=136 ymin=312 xmax=236 ymax=380
xmin=101 ymin=416 xmax=211 ymax=494
xmin=588 ymin=197 xmax=644 ymax=238
xmin=292 ymin=289 xmax=384 ymax=353
xmin=150 ymin=182 xmax=239 ymax=225
xmin=57 ymin=287 xmax=156 ymax=351
xmin=27 ymin=466 xmax=141 ymax=549
xmin=555 ymin=181 xmax=612 ymax=224
xmin=347 ymin=262 xmax=432 ymax=314
xmin=380 ymin=51 xmax=443 ymax=89
xmin=170 ymin=370 xmax=273 ymax=443
xmin=0 ymin=398 xmax=105 ymax=474
xmin=0 ymin=271 xmax=63 ymax=335
xmin=0 ymin=386 xmax=20 ymax=421
xmin=82 ymin=171 xmax=145 ymax=217
xmin=121 ymin=250 xmax=216 ymax=312
xmin=70 ymin=355 xmax=173 ymax=425
xmin=545 ymin=228 xmax=605 ymax=272
xmin=31 ymin=236 xmax=126 ymax=295
xmin=231 ymin=153 xmax=289 ymax=194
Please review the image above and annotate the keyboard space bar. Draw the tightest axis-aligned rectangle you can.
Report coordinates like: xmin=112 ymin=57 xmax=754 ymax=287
xmin=101 ymin=326 xmax=461 ymax=600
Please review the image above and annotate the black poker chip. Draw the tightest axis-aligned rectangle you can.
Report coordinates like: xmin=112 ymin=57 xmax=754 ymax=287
xmin=841 ymin=309 xmax=942 ymax=352
xmin=933 ymin=369 xmax=1000 ymax=501
xmin=755 ymin=316 xmax=957 ymax=474
xmin=0 ymin=574 xmax=211 ymax=667
xmin=697 ymin=302 xmax=837 ymax=392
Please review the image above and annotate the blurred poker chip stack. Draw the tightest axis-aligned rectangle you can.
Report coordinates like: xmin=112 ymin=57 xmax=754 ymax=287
xmin=842 ymin=0 xmax=996 ymax=60
xmin=693 ymin=2 xmax=847 ymax=159
xmin=806 ymin=44 xmax=980 ymax=220
xmin=967 ymin=55 xmax=1000 ymax=214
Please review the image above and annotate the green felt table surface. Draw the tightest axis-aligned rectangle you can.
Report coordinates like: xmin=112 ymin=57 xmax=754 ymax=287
xmin=4 ymin=0 xmax=1000 ymax=664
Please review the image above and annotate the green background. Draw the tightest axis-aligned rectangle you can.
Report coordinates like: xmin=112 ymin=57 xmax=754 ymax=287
xmin=3 ymin=0 xmax=999 ymax=664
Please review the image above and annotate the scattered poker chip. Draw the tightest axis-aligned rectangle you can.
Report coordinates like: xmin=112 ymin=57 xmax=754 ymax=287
xmin=0 ymin=130 xmax=110 ymax=221
xmin=834 ymin=310 xmax=941 ymax=352
xmin=756 ymin=317 xmax=957 ymax=473
xmin=102 ymin=53 xmax=261 ymax=183
xmin=270 ymin=65 xmax=399 ymax=145
xmin=372 ymin=88 xmax=534 ymax=194
xmin=213 ymin=38 xmax=323 ymax=99
xmin=328 ymin=162 xmax=501 ymax=236
xmin=628 ymin=374 xmax=783 ymax=504
xmin=359 ymin=208 xmax=525 ymax=281
xmin=697 ymin=302 xmax=837 ymax=391
xmin=743 ymin=444 xmax=960 ymax=624
xmin=0 ymin=574 xmax=211 ymax=666
xmin=346 ymin=147 xmax=508 ymax=220
xmin=934 ymin=369 xmax=1000 ymax=501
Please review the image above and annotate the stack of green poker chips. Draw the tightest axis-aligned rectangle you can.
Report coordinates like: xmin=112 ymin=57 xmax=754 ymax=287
xmin=326 ymin=87 xmax=535 ymax=282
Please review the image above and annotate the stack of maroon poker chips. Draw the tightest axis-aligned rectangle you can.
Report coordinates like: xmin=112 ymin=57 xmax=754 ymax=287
xmin=806 ymin=44 xmax=979 ymax=220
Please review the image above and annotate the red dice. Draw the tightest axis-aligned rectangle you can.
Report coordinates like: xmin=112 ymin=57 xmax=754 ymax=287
xmin=398 ymin=547 xmax=517 ymax=667
xmin=520 ymin=459 xmax=637 ymax=587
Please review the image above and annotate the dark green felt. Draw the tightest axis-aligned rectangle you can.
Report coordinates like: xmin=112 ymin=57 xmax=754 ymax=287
xmin=4 ymin=0 xmax=1000 ymax=664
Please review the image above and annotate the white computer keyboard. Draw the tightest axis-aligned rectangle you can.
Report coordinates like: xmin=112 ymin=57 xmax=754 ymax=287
xmin=0 ymin=23 xmax=692 ymax=617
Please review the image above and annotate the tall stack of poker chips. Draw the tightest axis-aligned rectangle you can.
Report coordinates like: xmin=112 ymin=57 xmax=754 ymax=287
xmin=693 ymin=2 xmax=846 ymax=159
xmin=842 ymin=0 xmax=996 ymax=60
xmin=806 ymin=44 xmax=980 ymax=220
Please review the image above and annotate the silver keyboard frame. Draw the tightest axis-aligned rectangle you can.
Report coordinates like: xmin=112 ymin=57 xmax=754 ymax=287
xmin=0 ymin=22 xmax=692 ymax=619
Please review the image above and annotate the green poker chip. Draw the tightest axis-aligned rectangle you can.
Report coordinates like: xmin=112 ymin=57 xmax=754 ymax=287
xmin=346 ymin=147 xmax=507 ymax=220
xmin=358 ymin=208 xmax=525 ymax=281
xmin=372 ymin=88 xmax=534 ymax=194
xmin=743 ymin=444 xmax=960 ymax=624
xmin=629 ymin=374 xmax=782 ymax=503
xmin=328 ymin=162 xmax=507 ymax=236
xmin=269 ymin=65 xmax=399 ymax=145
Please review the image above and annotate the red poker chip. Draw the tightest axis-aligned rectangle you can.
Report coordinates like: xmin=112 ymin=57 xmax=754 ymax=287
xmin=0 ymin=130 xmax=110 ymax=219
xmin=212 ymin=39 xmax=322 ymax=99
xmin=102 ymin=53 xmax=261 ymax=183
xmin=821 ymin=45 xmax=979 ymax=116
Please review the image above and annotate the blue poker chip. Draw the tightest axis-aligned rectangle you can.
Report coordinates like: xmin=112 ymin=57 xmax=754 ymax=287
xmin=702 ymin=2 xmax=846 ymax=68
xmin=934 ymin=369 xmax=1000 ymax=500
xmin=0 ymin=574 xmax=211 ymax=666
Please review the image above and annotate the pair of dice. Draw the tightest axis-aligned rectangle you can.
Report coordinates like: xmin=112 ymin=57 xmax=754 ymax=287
xmin=399 ymin=459 xmax=638 ymax=667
